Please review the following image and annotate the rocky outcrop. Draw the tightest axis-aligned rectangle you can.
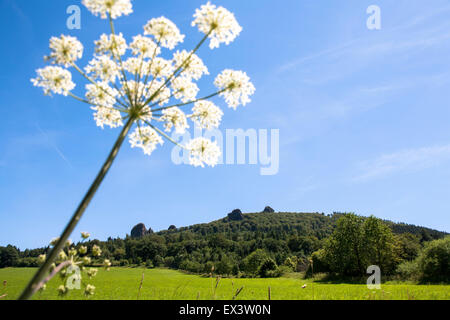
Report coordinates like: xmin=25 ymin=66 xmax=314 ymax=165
xmin=130 ymin=223 xmax=148 ymax=238
xmin=228 ymin=209 xmax=244 ymax=221
xmin=168 ymin=225 xmax=177 ymax=230
xmin=262 ymin=206 xmax=275 ymax=213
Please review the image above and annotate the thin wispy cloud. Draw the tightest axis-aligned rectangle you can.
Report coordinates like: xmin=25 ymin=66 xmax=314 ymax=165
xmin=353 ymin=144 xmax=450 ymax=182
xmin=277 ymin=6 xmax=450 ymax=80
xmin=36 ymin=124 xmax=73 ymax=168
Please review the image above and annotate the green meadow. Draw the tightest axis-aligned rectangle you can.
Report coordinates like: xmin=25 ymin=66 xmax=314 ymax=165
xmin=0 ymin=267 xmax=449 ymax=300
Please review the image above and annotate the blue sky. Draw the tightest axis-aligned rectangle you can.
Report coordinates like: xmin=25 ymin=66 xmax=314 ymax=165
xmin=1 ymin=0 xmax=450 ymax=249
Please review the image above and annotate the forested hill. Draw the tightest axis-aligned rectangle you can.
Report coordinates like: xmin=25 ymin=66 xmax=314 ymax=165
xmin=150 ymin=210 xmax=447 ymax=242
xmin=1 ymin=209 xmax=448 ymax=275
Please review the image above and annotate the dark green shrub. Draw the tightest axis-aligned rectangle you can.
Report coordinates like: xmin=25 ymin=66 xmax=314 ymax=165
xmin=396 ymin=260 xmax=420 ymax=281
xmin=242 ymin=249 xmax=269 ymax=275
xmin=257 ymin=258 xmax=278 ymax=278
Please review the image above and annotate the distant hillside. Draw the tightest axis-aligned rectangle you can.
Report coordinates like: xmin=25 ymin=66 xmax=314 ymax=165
xmin=104 ymin=209 xmax=447 ymax=276
xmin=2 ymin=209 xmax=447 ymax=274
xmin=151 ymin=210 xmax=447 ymax=242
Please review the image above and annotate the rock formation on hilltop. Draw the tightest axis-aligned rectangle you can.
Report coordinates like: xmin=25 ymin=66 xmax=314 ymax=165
xmin=130 ymin=223 xmax=153 ymax=238
xmin=262 ymin=206 xmax=275 ymax=213
xmin=228 ymin=209 xmax=244 ymax=221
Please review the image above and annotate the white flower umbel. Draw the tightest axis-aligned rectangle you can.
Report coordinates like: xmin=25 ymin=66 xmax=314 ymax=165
xmin=130 ymin=35 xmax=160 ymax=58
xmin=31 ymin=66 xmax=75 ymax=96
xmin=129 ymin=126 xmax=164 ymax=155
xmin=85 ymin=55 xmax=120 ymax=82
xmin=26 ymin=1 xmax=255 ymax=301
xmin=34 ymin=232 xmax=103 ymax=298
xmin=192 ymin=2 xmax=242 ymax=49
xmin=214 ymin=69 xmax=255 ymax=109
xmin=173 ymin=50 xmax=209 ymax=81
xmin=85 ymin=82 xmax=118 ymax=107
xmin=171 ymin=77 xmax=199 ymax=103
xmin=144 ymin=17 xmax=185 ymax=49
xmin=161 ymin=107 xmax=189 ymax=133
xmin=91 ymin=106 xmax=123 ymax=129
xmin=47 ymin=35 xmax=83 ymax=67
xmin=149 ymin=57 xmax=174 ymax=79
xmin=191 ymin=100 xmax=223 ymax=130
xmin=137 ymin=106 xmax=153 ymax=123
xmin=95 ymin=33 xmax=128 ymax=56
xmin=187 ymin=137 xmax=221 ymax=167
xmin=146 ymin=80 xmax=171 ymax=105
xmin=81 ymin=232 xmax=90 ymax=239
xmin=82 ymin=0 xmax=133 ymax=19
xmin=122 ymin=80 xmax=146 ymax=102
xmin=84 ymin=284 xmax=96 ymax=296
xmin=124 ymin=57 xmax=149 ymax=76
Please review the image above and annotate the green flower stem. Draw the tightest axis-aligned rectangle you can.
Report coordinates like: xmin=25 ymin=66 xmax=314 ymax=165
xmin=71 ymin=62 xmax=129 ymax=109
xmin=35 ymin=260 xmax=72 ymax=292
xmin=151 ymin=89 xmax=226 ymax=113
xmin=142 ymin=30 xmax=213 ymax=107
xmin=18 ymin=117 xmax=135 ymax=300
xmin=68 ymin=92 xmax=127 ymax=113
xmin=108 ymin=14 xmax=133 ymax=105
xmin=144 ymin=120 xmax=186 ymax=149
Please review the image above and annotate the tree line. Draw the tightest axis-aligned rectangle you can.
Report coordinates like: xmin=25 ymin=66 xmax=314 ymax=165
xmin=1 ymin=212 xmax=448 ymax=282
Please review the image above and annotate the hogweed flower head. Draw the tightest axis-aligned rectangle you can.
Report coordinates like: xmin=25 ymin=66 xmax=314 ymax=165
xmin=82 ymin=256 xmax=92 ymax=265
xmin=187 ymin=137 xmax=221 ymax=167
xmin=82 ymin=0 xmax=133 ymax=19
xmin=129 ymin=126 xmax=164 ymax=155
xmin=85 ymin=284 xmax=96 ymax=296
xmin=130 ymin=35 xmax=160 ymax=58
xmin=38 ymin=254 xmax=46 ymax=264
xmin=161 ymin=107 xmax=189 ymax=134
xmin=57 ymin=285 xmax=67 ymax=295
xmin=85 ymin=55 xmax=120 ymax=83
xmin=79 ymin=246 xmax=88 ymax=254
xmin=81 ymin=232 xmax=91 ymax=240
xmin=91 ymin=245 xmax=102 ymax=257
xmin=41 ymin=232 xmax=105 ymax=297
xmin=192 ymin=2 xmax=243 ymax=49
xmin=214 ymin=69 xmax=255 ymax=109
xmin=87 ymin=268 xmax=98 ymax=278
xmin=32 ymin=1 xmax=255 ymax=170
xmin=104 ymin=259 xmax=112 ymax=268
xmin=173 ymin=50 xmax=209 ymax=80
xmin=144 ymin=17 xmax=185 ymax=50
xmin=95 ymin=33 xmax=128 ymax=56
xmin=191 ymin=101 xmax=223 ymax=130
xmin=47 ymin=35 xmax=83 ymax=67
xmin=31 ymin=66 xmax=75 ymax=96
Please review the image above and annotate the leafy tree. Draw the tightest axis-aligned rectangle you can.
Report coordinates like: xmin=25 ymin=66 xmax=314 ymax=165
xmin=0 ymin=245 xmax=20 ymax=268
xmin=215 ymin=256 xmax=234 ymax=275
xmin=396 ymin=233 xmax=421 ymax=261
xmin=416 ymin=236 xmax=450 ymax=282
xmin=324 ymin=214 xmax=365 ymax=276
xmin=283 ymin=257 xmax=297 ymax=271
xmin=362 ymin=216 xmax=399 ymax=274
xmin=324 ymin=214 xmax=399 ymax=276
xmin=308 ymin=248 xmax=329 ymax=274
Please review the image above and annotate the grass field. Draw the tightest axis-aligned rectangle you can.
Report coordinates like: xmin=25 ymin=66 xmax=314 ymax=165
xmin=0 ymin=267 xmax=449 ymax=300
